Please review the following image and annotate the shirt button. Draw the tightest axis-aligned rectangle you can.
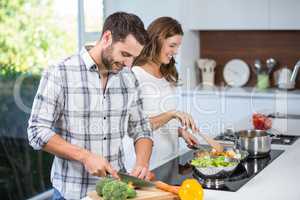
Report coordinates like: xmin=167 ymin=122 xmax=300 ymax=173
xmin=103 ymin=137 xmax=107 ymax=140
xmin=104 ymin=117 xmax=106 ymax=120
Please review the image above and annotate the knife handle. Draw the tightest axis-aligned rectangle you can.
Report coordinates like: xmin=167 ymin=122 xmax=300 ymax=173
xmin=154 ymin=181 xmax=180 ymax=195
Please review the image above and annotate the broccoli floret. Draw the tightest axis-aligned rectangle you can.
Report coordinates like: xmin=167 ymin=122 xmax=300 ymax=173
xmin=102 ymin=180 xmax=128 ymax=200
xmin=96 ymin=177 xmax=114 ymax=196
xmin=126 ymin=187 xmax=137 ymax=198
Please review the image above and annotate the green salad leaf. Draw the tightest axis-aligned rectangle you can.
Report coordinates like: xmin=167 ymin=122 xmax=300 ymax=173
xmin=191 ymin=156 xmax=237 ymax=168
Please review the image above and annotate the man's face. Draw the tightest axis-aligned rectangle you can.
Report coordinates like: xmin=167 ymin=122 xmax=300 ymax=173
xmin=101 ymin=34 xmax=144 ymax=74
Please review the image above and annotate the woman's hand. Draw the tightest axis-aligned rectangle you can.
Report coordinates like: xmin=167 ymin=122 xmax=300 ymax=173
xmin=178 ymin=127 xmax=199 ymax=147
xmin=171 ymin=111 xmax=197 ymax=132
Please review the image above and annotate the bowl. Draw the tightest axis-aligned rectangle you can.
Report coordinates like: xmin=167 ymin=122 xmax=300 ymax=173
xmin=191 ymin=146 xmax=246 ymax=179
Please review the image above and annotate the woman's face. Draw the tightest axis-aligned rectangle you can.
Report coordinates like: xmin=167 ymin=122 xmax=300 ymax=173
xmin=159 ymin=34 xmax=182 ymax=65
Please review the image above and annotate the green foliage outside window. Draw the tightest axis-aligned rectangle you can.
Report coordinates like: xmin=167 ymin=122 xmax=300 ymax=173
xmin=0 ymin=0 xmax=75 ymax=79
xmin=0 ymin=1 xmax=76 ymax=198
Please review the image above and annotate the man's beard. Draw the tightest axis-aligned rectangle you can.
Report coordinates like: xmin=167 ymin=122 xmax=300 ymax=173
xmin=101 ymin=46 xmax=114 ymax=72
xmin=101 ymin=45 xmax=125 ymax=73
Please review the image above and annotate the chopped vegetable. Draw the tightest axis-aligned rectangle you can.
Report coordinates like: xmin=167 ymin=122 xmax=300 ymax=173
xmin=191 ymin=155 xmax=238 ymax=168
xmin=102 ymin=180 xmax=128 ymax=200
xmin=154 ymin=181 xmax=180 ymax=195
xmin=126 ymin=187 xmax=137 ymax=199
xmin=96 ymin=178 xmax=137 ymax=199
xmin=96 ymin=177 xmax=114 ymax=196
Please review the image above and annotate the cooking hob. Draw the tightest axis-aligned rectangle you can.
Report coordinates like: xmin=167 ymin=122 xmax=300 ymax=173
xmin=215 ymin=133 xmax=299 ymax=146
xmin=270 ymin=134 xmax=300 ymax=145
xmin=152 ymin=148 xmax=284 ymax=192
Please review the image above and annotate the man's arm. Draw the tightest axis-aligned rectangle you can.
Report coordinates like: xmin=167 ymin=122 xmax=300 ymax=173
xmin=27 ymin=65 xmax=64 ymax=150
xmin=131 ymin=138 xmax=153 ymax=179
xmin=43 ymin=134 xmax=118 ymax=177
xmin=127 ymin=112 xmax=153 ymax=179
xmin=43 ymin=134 xmax=87 ymax=161
xmin=127 ymin=78 xmax=154 ymax=179
xmin=27 ymin=66 xmax=117 ymax=177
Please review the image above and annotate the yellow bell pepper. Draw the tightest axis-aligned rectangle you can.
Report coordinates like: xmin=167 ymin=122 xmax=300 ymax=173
xmin=178 ymin=179 xmax=204 ymax=200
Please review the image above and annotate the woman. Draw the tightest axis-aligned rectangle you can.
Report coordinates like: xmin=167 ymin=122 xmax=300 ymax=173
xmin=123 ymin=17 xmax=199 ymax=171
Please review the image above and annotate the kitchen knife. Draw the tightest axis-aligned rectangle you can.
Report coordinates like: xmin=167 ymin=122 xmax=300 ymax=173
xmin=117 ymin=172 xmax=155 ymax=187
xmin=118 ymin=172 xmax=180 ymax=195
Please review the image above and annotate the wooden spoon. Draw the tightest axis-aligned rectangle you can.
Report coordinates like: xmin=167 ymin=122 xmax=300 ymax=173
xmin=196 ymin=131 xmax=224 ymax=153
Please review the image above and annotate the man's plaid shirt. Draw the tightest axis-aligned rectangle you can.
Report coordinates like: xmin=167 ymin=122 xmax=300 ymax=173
xmin=27 ymin=48 xmax=153 ymax=199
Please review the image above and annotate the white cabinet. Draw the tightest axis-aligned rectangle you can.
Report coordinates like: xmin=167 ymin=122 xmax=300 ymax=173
xmin=269 ymin=0 xmax=300 ymax=30
xmin=187 ymin=0 xmax=300 ymax=30
xmin=272 ymin=98 xmax=300 ymax=135
xmin=187 ymin=0 xmax=269 ymax=30
xmin=104 ymin=0 xmax=184 ymax=27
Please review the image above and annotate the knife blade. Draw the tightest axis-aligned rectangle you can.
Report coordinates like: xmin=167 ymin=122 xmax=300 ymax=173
xmin=117 ymin=172 xmax=155 ymax=187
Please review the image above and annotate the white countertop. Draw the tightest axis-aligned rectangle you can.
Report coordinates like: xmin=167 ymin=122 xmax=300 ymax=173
xmin=180 ymin=86 xmax=300 ymax=99
xmin=83 ymin=141 xmax=300 ymax=200
xmin=204 ymin=141 xmax=300 ymax=200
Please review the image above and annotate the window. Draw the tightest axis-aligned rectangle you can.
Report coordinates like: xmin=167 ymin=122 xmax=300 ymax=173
xmin=78 ymin=0 xmax=104 ymax=48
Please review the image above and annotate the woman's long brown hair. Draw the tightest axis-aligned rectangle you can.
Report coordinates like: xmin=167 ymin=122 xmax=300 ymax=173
xmin=133 ymin=17 xmax=183 ymax=84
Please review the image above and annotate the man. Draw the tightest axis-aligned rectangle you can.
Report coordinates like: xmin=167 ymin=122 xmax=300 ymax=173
xmin=27 ymin=12 xmax=153 ymax=199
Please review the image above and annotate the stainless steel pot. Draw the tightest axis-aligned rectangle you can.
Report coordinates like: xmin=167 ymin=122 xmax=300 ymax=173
xmin=236 ymin=130 xmax=271 ymax=157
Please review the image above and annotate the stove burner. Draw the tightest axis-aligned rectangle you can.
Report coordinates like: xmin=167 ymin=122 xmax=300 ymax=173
xmin=247 ymin=152 xmax=270 ymax=159
xmin=192 ymin=163 xmax=249 ymax=189
xmin=270 ymin=134 xmax=300 ymax=145
xmin=192 ymin=166 xmax=227 ymax=189
xmin=193 ymin=175 xmax=225 ymax=189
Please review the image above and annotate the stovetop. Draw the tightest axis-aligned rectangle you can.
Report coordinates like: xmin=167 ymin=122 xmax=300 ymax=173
xmin=152 ymin=149 xmax=284 ymax=192
xmin=215 ymin=134 xmax=300 ymax=146
xmin=270 ymin=134 xmax=300 ymax=145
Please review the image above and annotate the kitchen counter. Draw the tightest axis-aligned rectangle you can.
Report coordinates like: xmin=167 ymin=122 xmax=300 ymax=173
xmin=176 ymin=141 xmax=298 ymax=200
xmin=83 ymin=141 xmax=300 ymax=200
xmin=198 ymin=141 xmax=300 ymax=200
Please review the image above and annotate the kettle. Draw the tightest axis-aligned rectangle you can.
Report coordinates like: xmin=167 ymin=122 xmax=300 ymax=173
xmin=275 ymin=60 xmax=300 ymax=90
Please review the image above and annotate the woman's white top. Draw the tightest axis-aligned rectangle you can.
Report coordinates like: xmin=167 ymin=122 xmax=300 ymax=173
xmin=123 ymin=66 xmax=180 ymax=171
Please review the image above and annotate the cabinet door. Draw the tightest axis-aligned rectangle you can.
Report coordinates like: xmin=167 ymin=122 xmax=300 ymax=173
xmin=188 ymin=0 xmax=269 ymax=30
xmin=269 ymin=0 xmax=300 ymax=30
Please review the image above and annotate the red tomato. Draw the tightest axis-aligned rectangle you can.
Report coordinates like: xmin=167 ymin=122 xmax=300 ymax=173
xmin=252 ymin=113 xmax=272 ymax=130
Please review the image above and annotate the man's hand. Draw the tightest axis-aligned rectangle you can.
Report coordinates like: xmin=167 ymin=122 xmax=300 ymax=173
xmin=130 ymin=163 xmax=152 ymax=180
xmin=81 ymin=151 xmax=118 ymax=178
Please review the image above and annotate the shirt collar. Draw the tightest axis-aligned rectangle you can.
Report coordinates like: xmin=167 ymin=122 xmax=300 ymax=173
xmin=80 ymin=47 xmax=98 ymax=72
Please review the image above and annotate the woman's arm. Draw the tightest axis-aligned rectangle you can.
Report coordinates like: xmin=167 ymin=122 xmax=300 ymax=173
xmin=149 ymin=111 xmax=174 ymax=131
xmin=150 ymin=110 xmax=197 ymax=131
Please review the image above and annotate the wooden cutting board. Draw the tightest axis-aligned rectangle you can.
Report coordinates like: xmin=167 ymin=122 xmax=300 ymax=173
xmin=88 ymin=187 xmax=179 ymax=200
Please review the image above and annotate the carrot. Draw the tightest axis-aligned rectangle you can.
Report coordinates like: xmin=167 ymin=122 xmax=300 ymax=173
xmin=154 ymin=181 xmax=180 ymax=195
xmin=148 ymin=171 xmax=156 ymax=181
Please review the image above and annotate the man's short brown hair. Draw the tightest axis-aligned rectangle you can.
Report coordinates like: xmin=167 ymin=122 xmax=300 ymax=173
xmin=101 ymin=12 xmax=149 ymax=45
